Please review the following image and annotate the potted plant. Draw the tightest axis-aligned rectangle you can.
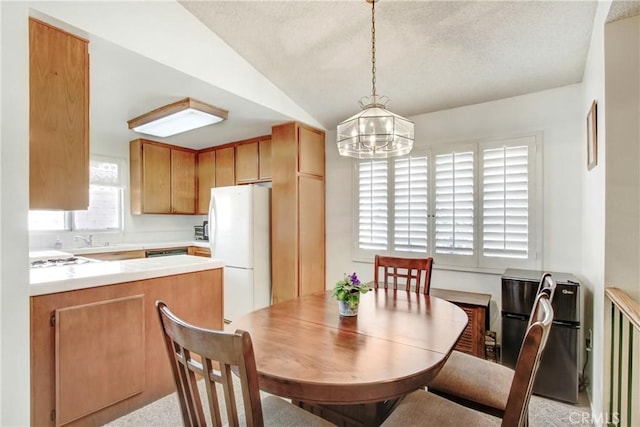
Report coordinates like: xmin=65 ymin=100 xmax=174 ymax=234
xmin=332 ymin=272 xmax=370 ymax=316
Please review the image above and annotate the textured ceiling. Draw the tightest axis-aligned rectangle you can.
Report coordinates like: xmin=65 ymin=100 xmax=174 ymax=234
xmin=180 ymin=0 xmax=598 ymax=130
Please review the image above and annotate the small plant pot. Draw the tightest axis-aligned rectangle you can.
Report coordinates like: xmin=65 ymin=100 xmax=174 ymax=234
xmin=338 ymin=300 xmax=359 ymax=317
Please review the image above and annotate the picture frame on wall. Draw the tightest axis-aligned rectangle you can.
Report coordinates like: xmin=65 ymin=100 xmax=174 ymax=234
xmin=587 ymin=100 xmax=597 ymax=170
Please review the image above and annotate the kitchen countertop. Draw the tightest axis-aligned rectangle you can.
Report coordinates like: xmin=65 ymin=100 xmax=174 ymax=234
xmin=30 ymin=254 xmax=224 ymax=296
xmin=69 ymin=240 xmax=210 ymax=255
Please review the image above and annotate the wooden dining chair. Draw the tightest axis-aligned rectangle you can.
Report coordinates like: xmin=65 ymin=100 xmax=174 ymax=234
xmin=381 ymin=293 xmax=554 ymax=427
xmin=156 ymin=301 xmax=334 ymax=427
xmin=425 ymin=273 xmax=556 ymax=419
xmin=374 ymin=255 xmax=434 ymax=294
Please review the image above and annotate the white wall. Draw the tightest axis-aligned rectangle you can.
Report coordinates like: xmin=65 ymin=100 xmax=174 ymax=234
xmin=602 ymin=12 xmax=640 ymax=424
xmin=326 ymin=84 xmax=585 ymax=338
xmin=1 ymin=3 xmax=31 ymax=424
xmin=604 ymin=15 xmax=640 ymax=302
xmin=580 ymin=0 xmax=610 ymax=419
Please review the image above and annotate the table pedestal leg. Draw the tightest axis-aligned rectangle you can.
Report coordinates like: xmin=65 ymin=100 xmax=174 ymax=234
xmin=293 ymin=398 xmax=402 ymax=427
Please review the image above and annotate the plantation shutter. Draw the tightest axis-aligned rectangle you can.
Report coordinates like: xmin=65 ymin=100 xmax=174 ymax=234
xmin=393 ymin=155 xmax=428 ymax=253
xmin=358 ymin=160 xmax=388 ymax=250
xmin=73 ymin=159 xmax=123 ymax=230
xmin=435 ymin=151 xmax=474 ymax=255
xmin=482 ymin=145 xmax=529 ymax=258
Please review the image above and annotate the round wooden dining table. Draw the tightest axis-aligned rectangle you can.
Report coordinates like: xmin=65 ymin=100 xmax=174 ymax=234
xmin=230 ymin=288 xmax=468 ymax=426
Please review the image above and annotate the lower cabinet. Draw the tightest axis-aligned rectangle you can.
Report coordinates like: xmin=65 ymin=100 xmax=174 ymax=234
xmin=430 ymin=288 xmax=491 ymax=359
xmin=30 ymin=269 xmax=223 ymax=427
xmin=83 ymin=250 xmax=146 ymax=261
xmin=188 ymin=246 xmax=211 ymax=257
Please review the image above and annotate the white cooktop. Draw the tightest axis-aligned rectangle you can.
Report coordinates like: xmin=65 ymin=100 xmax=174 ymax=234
xmin=29 ymin=250 xmax=74 ymax=262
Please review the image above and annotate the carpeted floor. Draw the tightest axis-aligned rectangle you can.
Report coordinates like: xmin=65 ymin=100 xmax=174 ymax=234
xmin=106 ymin=379 xmax=591 ymax=427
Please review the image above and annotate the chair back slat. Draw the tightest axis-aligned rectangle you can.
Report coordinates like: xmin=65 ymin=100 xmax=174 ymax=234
xmin=374 ymin=255 xmax=434 ymax=294
xmin=502 ymin=294 xmax=554 ymax=427
xmin=203 ymin=358 xmax=223 ymax=426
xmin=156 ymin=301 xmax=264 ymax=427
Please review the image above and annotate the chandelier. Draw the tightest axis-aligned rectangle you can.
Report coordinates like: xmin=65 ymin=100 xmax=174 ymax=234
xmin=336 ymin=0 xmax=414 ymax=159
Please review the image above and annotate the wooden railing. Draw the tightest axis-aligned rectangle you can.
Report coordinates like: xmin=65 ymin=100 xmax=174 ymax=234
xmin=605 ymin=287 xmax=640 ymax=427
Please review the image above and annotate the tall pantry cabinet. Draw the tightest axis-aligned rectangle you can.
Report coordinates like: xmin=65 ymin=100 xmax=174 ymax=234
xmin=271 ymin=122 xmax=326 ymax=303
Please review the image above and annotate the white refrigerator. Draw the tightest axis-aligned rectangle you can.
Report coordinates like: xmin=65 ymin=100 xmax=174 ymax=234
xmin=208 ymin=184 xmax=271 ymax=322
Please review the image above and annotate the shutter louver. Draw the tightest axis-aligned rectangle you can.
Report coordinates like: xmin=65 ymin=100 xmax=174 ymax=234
xmin=394 ymin=156 xmax=428 ymax=253
xmin=89 ymin=159 xmax=120 ymax=186
xmin=435 ymin=152 xmax=474 ymax=255
xmin=358 ymin=160 xmax=388 ymax=250
xmin=482 ymin=146 xmax=528 ymax=258
xmin=73 ymin=159 xmax=122 ymax=230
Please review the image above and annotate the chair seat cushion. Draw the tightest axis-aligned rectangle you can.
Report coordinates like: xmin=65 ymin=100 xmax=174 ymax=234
xmin=381 ymin=390 xmax=500 ymax=426
xmin=257 ymin=396 xmax=335 ymax=426
xmin=427 ymin=350 xmax=514 ymax=413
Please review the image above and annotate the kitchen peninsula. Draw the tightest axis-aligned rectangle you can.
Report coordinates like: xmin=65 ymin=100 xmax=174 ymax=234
xmin=30 ymin=255 xmax=224 ymax=426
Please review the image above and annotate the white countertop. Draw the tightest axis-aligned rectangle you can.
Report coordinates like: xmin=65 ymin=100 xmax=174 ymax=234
xmin=30 ymin=255 xmax=224 ymax=296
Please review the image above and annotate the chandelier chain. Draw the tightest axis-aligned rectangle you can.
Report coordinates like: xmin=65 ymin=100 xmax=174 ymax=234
xmin=371 ymin=0 xmax=377 ymax=99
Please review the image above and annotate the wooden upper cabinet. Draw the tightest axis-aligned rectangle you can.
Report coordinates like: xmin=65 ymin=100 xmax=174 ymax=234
xmin=197 ymin=150 xmax=216 ymax=215
xmin=171 ymin=149 xmax=196 ymax=214
xmin=235 ymin=136 xmax=272 ymax=183
xmin=215 ymin=146 xmax=235 ymax=187
xmin=259 ymin=138 xmax=272 ymax=180
xmin=29 ymin=18 xmax=89 ymax=210
xmin=298 ymin=127 xmax=325 ymax=176
xmin=235 ymin=141 xmax=259 ymax=183
xmin=140 ymin=142 xmax=171 ymax=213
xmin=130 ymin=139 xmax=196 ymax=214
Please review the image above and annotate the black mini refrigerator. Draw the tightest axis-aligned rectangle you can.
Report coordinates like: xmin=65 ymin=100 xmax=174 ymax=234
xmin=501 ymin=269 xmax=580 ymax=404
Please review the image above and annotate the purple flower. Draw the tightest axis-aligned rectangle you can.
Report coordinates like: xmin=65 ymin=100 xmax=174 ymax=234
xmin=349 ymin=272 xmax=360 ymax=286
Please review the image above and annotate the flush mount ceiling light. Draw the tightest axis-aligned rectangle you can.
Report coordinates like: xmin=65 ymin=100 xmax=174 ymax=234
xmin=337 ymin=0 xmax=414 ymax=159
xmin=127 ymin=97 xmax=228 ymax=138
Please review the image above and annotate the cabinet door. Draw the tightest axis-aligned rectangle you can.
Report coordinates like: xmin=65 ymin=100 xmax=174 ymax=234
xmin=453 ymin=305 xmax=485 ymax=358
xmin=298 ymin=126 xmax=325 ymax=176
xmin=197 ymin=151 xmax=216 ymax=215
xmin=188 ymin=246 xmax=211 ymax=257
xmin=215 ymin=147 xmax=235 ymax=187
xmin=29 ymin=18 xmax=89 ymax=210
xmin=236 ymin=142 xmax=259 ymax=183
xmin=84 ymin=250 xmax=147 ymax=261
xmin=259 ymin=138 xmax=272 ymax=180
xmin=171 ymin=149 xmax=196 ymax=214
xmin=298 ymin=176 xmax=325 ymax=297
xmin=55 ymin=296 xmax=145 ymax=426
xmin=142 ymin=143 xmax=171 ymax=213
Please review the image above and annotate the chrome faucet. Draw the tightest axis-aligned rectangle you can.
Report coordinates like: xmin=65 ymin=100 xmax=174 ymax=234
xmin=74 ymin=234 xmax=93 ymax=247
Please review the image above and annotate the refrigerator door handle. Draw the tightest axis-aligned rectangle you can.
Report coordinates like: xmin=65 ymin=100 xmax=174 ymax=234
xmin=209 ymin=195 xmax=217 ymax=256
xmin=502 ymin=312 xmax=529 ymax=321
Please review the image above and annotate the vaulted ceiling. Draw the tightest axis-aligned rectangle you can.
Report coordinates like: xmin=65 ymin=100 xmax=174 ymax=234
xmin=179 ymin=1 xmax=599 ymax=130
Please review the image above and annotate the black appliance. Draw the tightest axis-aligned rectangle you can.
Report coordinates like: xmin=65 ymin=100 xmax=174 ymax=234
xmin=145 ymin=248 xmax=189 ymax=257
xmin=501 ymin=268 xmax=580 ymax=404
xmin=194 ymin=220 xmax=209 ymax=241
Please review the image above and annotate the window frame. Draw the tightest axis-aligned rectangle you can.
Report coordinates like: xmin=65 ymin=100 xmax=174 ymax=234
xmin=351 ymin=133 xmax=542 ymax=273
xmin=28 ymin=155 xmax=126 ymax=233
